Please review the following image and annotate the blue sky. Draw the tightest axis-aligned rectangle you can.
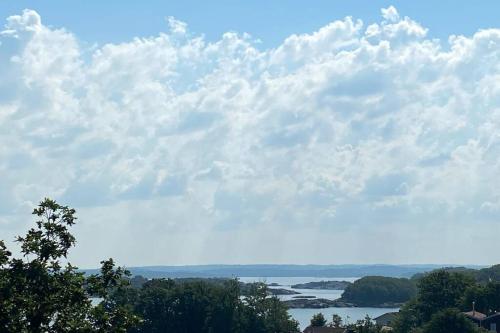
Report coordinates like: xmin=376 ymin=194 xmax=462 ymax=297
xmin=1 ymin=2 xmax=500 ymax=267
xmin=2 ymin=0 xmax=500 ymax=48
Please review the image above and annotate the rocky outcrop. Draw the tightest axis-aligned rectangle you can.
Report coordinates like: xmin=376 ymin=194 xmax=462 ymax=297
xmin=291 ymin=280 xmax=351 ymax=290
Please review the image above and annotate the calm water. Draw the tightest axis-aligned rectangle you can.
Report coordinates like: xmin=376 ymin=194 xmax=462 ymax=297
xmin=239 ymin=277 xmax=399 ymax=330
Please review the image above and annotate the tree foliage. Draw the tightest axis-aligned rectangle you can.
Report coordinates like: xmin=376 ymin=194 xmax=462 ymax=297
xmin=310 ymin=313 xmax=327 ymax=327
xmin=341 ymin=276 xmax=417 ymax=306
xmin=118 ymin=278 xmax=299 ymax=333
xmin=0 ymin=198 xmax=139 ymax=332
xmin=421 ymin=308 xmax=484 ymax=333
xmin=330 ymin=313 xmax=343 ymax=328
xmin=416 ymin=270 xmax=474 ymax=322
xmin=0 ymin=198 xmax=300 ymax=333
xmin=392 ymin=270 xmax=481 ymax=333
xmin=462 ymin=281 xmax=500 ymax=315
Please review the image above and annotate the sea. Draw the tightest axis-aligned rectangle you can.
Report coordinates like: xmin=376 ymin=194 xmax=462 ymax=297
xmin=238 ymin=276 xmax=399 ymax=330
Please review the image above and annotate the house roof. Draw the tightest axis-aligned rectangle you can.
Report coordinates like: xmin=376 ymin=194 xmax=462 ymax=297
xmin=374 ymin=312 xmax=398 ymax=326
xmin=483 ymin=312 xmax=500 ymax=321
xmin=463 ymin=311 xmax=487 ymax=320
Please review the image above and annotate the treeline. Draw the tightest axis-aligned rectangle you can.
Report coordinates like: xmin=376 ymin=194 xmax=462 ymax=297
xmin=0 ymin=199 xmax=299 ymax=333
xmin=412 ymin=265 xmax=500 ymax=285
xmin=337 ymin=265 xmax=500 ymax=308
xmin=114 ymin=278 xmax=299 ymax=333
xmin=306 ymin=312 xmax=382 ymax=333
xmin=392 ymin=270 xmax=500 ymax=333
xmin=306 ymin=270 xmax=500 ymax=333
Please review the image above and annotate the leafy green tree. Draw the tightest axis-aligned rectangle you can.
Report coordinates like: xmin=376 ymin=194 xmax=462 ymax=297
xmin=476 ymin=264 xmax=500 ymax=284
xmin=344 ymin=315 xmax=382 ymax=333
xmin=462 ymin=282 xmax=500 ymax=315
xmin=330 ymin=313 xmax=343 ymax=328
xmin=416 ymin=270 xmax=474 ymax=321
xmin=422 ymin=308 xmax=484 ymax=333
xmin=393 ymin=270 xmax=481 ymax=333
xmin=310 ymin=313 xmax=327 ymax=327
xmin=392 ymin=299 xmax=422 ymax=333
xmin=124 ymin=278 xmax=299 ymax=333
xmin=261 ymin=297 xmax=300 ymax=333
xmin=0 ymin=198 xmax=139 ymax=332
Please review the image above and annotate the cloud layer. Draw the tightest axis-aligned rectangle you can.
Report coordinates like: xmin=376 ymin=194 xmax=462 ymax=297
xmin=1 ymin=7 xmax=500 ymax=266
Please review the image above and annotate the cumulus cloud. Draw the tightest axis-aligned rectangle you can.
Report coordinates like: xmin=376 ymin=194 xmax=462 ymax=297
xmin=1 ymin=7 xmax=500 ymax=266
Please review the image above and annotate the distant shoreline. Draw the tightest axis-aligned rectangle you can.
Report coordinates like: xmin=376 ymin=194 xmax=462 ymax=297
xmin=81 ymin=264 xmax=484 ymax=279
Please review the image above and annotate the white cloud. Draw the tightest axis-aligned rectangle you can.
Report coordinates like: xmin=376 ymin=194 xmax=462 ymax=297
xmin=381 ymin=6 xmax=399 ymax=23
xmin=1 ymin=7 xmax=500 ymax=266
xmin=167 ymin=16 xmax=187 ymax=35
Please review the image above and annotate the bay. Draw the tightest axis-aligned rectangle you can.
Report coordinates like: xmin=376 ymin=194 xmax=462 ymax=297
xmin=238 ymin=276 xmax=399 ymax=330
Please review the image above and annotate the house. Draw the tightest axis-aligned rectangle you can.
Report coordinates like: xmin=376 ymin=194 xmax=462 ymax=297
xmin=482 ymin=313 xmax=500 ymax=332
xmin=463 ymin=308 xmax=500 ymax=332
xmin=463 ymin=310 xmax=487 ymax=325
xmin=302 ymin=326 xmax=346 ymax=333
xmin=374 ymin=312 xmax=399 ymax=327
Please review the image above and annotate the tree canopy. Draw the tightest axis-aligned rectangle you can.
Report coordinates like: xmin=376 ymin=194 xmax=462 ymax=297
xmin=310 ymin=313 xmax=327 ymax=327
xmin=341 ymin=276 xmax=417 ymax=306
xmin=392 ymin=270 xmax=488 ymax=333
xmin=0 ymin=199 xmax=302 ymax=333
xmin=0 ymin=198 xmax=138 ymax=332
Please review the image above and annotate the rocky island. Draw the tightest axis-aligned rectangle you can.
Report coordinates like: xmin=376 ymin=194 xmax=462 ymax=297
xmin=283 ymin=298 xmax=403 ymax=309
xmin=268 ymin=288 xmax=300 ymax=296
xmin=283 ymin=298 xmax=355 ymax=309
xmin=291 ymin=280 xmax=351 ymax=290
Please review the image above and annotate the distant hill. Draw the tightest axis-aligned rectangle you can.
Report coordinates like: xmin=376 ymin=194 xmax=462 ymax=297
xmin=82 ymin=264 xmax=484 ymax=279
xmin=412 ymin=264 xmax=500 ymax=283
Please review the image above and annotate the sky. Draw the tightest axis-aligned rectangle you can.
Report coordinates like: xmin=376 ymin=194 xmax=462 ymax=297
xmin=1 ymin=1 xmax=500 ymax=268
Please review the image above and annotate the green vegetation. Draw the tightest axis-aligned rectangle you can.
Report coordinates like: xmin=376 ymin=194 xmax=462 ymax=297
xmin=0 ymin=198 xmax=139 ymax=332
xmin=331 ymin=313 xmax=343 ymax=328
xmin=2 ymin=198 xmax=499 ymax=333
xmin=412 ymin=265 xmax=500 ymax=285
xmin=392 ymin=270 xmax=495 ymax=333
xmin=310 ymin=313 xmax=327 ymax=327
xmin=421 ymin=308 xmax=484 ymax=333
xmin=115 ymin=279 xmax=299 ymax=333
xmin=308 ymin=313 xmax=381 ymax=333
xmin=340 ymin=276 xmax=417 ymax=306
xmin=463 ymin=281 xmax=500 ymax=314
xmin=291 ymin=280 xmax=351 ymax=290
xmin=306 ymin=269 xmax=497 ymax=333
xmin=0 ymin=199 xmax=299 ymax=333
xmin=475 ymin=264 xmax=500 ymax=283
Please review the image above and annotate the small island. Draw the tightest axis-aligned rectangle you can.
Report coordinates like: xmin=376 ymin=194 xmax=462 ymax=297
xmin=284 ymin=298 xmax=355 ymax=309
xmin=337 ymin=276 xmax=416 ymax=307
xmin=291 ymin=280 xmax=351 ymax=290
xmin=268 ymin=288 xmax=300 ymax=296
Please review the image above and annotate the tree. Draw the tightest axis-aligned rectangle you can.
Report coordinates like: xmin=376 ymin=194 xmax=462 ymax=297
xmin=0 ymin=198 xmax=139 ymax=332
xmin=310 ymin=313 xmax=327 ymax=327
xmin=331 ymin=313 xmax=343 ymax=328
xmin=392 ymin=299 xmax=421 ymax=333
xmin=462 ymin=282 xmax=500 ymax=315
xmin=346 ymin=315 xmax=379 ymax=333
xmin=393 ymin=270 xmax=483 ymax=333
xmin=417 ymin=270 xmax=474 ymax=321
xmin=422 ymin=308 xmax=483 ymax=333
xmin=122 ymin=278 xmax=299 ymax=333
